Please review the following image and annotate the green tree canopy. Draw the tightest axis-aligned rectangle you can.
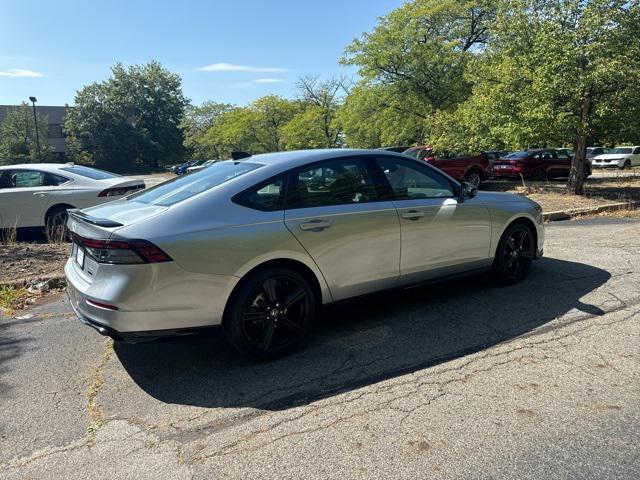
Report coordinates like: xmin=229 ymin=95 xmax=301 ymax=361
xmin=0 ymin=102 xmax=52 ymax=165
xmin=65 ymin=61 xmax=188 ymax=169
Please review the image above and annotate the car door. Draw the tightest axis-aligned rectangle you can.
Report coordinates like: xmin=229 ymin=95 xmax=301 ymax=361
xmin=0 ymin=169 xmax=57 ymax=228
xmin=374 ymin=156 xmax=492 ymax=283
xmin=633 ymin=147 xmax=640 ymax=166
xmin=283 ymin=156 xmax=401 ymax=300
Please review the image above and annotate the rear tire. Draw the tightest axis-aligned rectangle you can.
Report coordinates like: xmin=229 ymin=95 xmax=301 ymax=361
xmin=493 ymin=222 xmax=535 ymax=285
xmin=223 ymin=267 xmax=316 ymax=360
xmin=532 ymin=168 xmax=547 ymax=181
xmin=45 ymin=206 xmax=71 ymax=242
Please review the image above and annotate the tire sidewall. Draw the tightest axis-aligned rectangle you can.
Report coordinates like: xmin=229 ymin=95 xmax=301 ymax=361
xmin=223 ymin=267 xmax=317 ymax=361
xmin=493 ymin=223 xmax=534 ymax=285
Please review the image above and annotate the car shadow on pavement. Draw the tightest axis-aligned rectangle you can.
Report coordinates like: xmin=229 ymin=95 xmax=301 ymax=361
xmin=114 ymin=257 xmax=610 ymax=411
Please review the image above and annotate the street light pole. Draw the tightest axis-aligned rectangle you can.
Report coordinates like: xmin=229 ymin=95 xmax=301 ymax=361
xmin=29 ymin=96 xmax=42 ymax=162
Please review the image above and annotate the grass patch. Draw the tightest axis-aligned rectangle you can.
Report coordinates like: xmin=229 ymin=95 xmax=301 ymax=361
xmin=86 ymin=338 xmax=114 ymax=443
xmin=0 ymin=285 xmax=29 ymax=316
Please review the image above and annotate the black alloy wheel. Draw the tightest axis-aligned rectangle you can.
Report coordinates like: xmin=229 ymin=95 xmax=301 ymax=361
xmin=225 ymin=268 xmax=316 ymax=360
xmin=494 ymin=223 xmax=535 ymax=285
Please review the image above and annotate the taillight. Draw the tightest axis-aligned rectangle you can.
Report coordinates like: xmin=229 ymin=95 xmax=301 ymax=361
xmin=98 ymin=184 xmax=144 ymax=197
xmin=72 ymin=234 xmax=172 ymax=264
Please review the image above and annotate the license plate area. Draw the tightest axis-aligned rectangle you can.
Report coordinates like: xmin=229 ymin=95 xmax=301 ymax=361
xmin=72 ymin=242 xmax=86 ymax=268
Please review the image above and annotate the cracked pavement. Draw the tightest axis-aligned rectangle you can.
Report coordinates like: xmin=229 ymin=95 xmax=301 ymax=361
xmin=1 ymin=217 xmax=639 ymax=479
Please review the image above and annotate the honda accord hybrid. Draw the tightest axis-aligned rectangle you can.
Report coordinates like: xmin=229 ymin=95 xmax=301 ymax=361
xmin=65 ymin=149 xmax=544 ymax=359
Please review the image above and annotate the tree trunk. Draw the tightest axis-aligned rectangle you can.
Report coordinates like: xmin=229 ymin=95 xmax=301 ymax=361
xmin=566 ymin=94 xmax=591 ymax=195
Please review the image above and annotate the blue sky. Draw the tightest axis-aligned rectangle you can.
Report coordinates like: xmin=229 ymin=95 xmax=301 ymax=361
xmin=0 ymin=0 xmax=402 ymax=107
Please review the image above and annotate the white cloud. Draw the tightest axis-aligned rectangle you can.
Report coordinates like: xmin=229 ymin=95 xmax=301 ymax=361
xmin=254 ymin=78 xmax=284 ymax=83
xmin=0 ymin=68 xmax=43 ymax=78
xmin=197 ymin=62 xmax=287 ymax=73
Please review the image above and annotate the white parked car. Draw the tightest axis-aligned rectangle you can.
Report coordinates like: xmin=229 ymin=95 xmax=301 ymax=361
xmin=186 ymin=159 xmax=217 ymax=173
xmin=0 ymin=163 xmax=145 ymax=230
xmin=592 ymin=146 xmax=640 ymax=169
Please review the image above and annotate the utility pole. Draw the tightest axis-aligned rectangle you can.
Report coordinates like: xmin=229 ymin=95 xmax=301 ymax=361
xmin=29 ymin=96 xmax=42 ymax=162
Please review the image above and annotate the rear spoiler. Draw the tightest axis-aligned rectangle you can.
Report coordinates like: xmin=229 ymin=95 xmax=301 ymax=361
xmin=68 ymin=209 xmax=123 ymax=228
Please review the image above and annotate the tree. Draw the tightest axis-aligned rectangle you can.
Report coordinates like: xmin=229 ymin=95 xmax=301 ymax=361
xmin=484 ymin=0 xmax=640 ymax=194
xmin=200 ymin=95 xmax=301 ymax=155
xmin=65 ymin=61 xmax=188 ymax=169
xmin=0 ymin=102 xmax=52 ymax=165
xmin=337 ymin=83 xmax=426 ymax=148
xmin=181 ymin=101 xmax=234 ymax=160
xmin=343 ymin=0 xmax=496 ymax=114
xmin=295 ymin=76 xmax=348 ymax=148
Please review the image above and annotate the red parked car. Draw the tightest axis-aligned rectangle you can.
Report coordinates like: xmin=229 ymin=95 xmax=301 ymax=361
xmin=404 ymin=146 xmax=489 ymax=188
xmin=491 ymin=149 xmax=591 ymax=181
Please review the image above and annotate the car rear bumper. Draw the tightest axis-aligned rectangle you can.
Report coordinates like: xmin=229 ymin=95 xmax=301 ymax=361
xmin=67 ymin=291 xmax=213 ymax=342
xmin=65 ymin=257 xmax=238 ymax=335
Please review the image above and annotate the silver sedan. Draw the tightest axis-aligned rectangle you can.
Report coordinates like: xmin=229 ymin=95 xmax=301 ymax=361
xmin=65 ymin=149 xmax=544 ymax=359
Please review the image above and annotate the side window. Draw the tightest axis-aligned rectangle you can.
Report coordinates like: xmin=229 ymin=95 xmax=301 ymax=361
xmin=634 ymin=147 xmax=640 ymax=155
xmin=44 ymin=173 xmax=70 ymax=186
xmin=234 ymin=176 xmax=285 ymax=211
xmin=10 ymin=170 xmax=45 ymax=188
xmin=286 ymin=158 xmax=378 ymax=209
xmin=376 ymin=157 xmax=454 ymax=200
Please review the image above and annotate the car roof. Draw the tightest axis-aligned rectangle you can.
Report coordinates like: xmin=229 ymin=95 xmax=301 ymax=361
xmin=245 ymin=148 xmax=408 ymax=170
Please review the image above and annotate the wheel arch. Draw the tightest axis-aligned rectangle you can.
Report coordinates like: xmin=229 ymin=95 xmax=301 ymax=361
xmin=44 ymin=203 xmax=75 ymax=225
xmin=492 ymin=214 xmax=539 ymax=259
xmin=223 ymin=256 xmax=332 ymax=326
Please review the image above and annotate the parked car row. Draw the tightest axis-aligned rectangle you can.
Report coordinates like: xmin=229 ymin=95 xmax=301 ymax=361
xmin=398 ymin=144 xmax=640 ymax=185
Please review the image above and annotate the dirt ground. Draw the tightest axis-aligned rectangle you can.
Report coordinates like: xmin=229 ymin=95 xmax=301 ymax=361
xmin=0 ymin=243 xmax=69 ymax=285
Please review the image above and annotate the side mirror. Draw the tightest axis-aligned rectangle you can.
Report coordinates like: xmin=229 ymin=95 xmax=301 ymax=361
xmin=461 ymin=182 xmax=477 ymax=200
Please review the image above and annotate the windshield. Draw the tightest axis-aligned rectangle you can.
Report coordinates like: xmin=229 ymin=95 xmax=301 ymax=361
xmin=60 ymin=165 xmax=120 ymax=180
xmin=505 ymin=151 xmax=530 ymax=158
xmin=127 ymin=161 xmax=261 ymax=206
xmin=612 ymin=147 xmax=632 ymax=154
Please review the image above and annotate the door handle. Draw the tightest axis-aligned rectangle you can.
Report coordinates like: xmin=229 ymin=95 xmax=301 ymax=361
xmin=299 ymin=219 xmax=332 ymax=231
xmin=401 ymin=210 xmax=425 ymax=220
xmin=33 ymin=192 xmax=48 ymax=198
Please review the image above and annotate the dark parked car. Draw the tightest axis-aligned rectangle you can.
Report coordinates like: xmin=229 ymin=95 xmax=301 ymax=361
xmin=492 ymin=149 xmax=590 ymax=181
xmin=404 ymin=146 xmax=489 ymax=188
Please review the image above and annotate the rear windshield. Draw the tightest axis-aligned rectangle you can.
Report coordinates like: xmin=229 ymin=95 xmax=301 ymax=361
xmin=127 ymin=161 xmax=262 ymax=206
xmin=505 ymin=151 xmax=530 ymax=158
xmin=60 ymin=165 xmax=120 ymax=180
xmin=612 ymin=147 xmax=632 ymax=154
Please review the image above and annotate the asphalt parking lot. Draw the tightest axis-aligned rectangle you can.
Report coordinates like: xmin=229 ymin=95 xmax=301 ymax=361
xmin=1 ymin=217 xmax=639 ymax=479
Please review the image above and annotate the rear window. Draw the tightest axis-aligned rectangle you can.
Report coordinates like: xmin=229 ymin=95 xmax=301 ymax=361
xmin=128 ymin=161 xmax=262 ymax=206
xmin=60 ymin=165 xmax=120 ymax=180
xmin=505 ymin=151 xmax=530 ymax=159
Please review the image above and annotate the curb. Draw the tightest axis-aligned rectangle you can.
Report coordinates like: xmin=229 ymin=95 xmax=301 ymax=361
xmin=543 ymin=201 xmax=638 ymax=222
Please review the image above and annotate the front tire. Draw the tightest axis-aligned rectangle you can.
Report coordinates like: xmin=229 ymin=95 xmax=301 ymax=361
xmin=464 ymin=170 xmax=483 ymax=189
xmin=493 ymin=222 xmax=535 ymax=285
xmin=621 ymin=160 xmax=631 ymax=170
xmin=223 ymin=267 xmax=316 ymax=360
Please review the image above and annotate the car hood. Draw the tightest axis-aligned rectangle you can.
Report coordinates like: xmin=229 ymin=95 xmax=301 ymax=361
xmin=595 ymin=153 xmax=631 ymax=160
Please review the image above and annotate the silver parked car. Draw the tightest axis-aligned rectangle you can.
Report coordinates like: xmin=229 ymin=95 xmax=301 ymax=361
xmin=65 ymin=149 xmax=544 ymax=359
